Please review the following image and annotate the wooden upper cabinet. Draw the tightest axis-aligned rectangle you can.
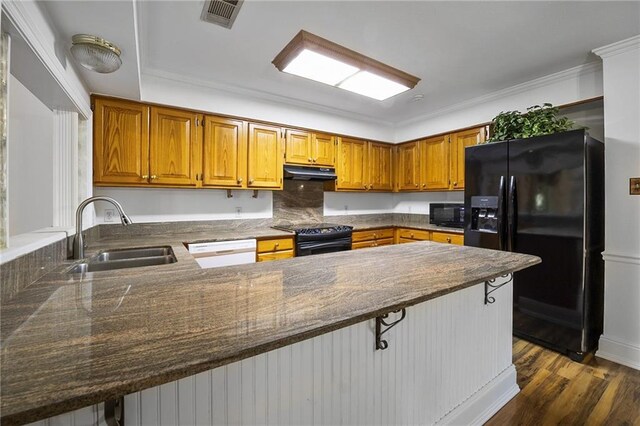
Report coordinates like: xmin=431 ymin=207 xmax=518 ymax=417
xmin=420 ymin=135 xmax=450 ymax=190
xmin=450 ymin=127 xmax=485 ymax=190
xmin=285 ymin=130 xmax=335 ymax=167
xmin=369 ymin=142 xmax=393 ymax=191
xmin=312 ymin=133 xmax=336 ymax=166
xmin=149 ymin=106 xmax=200 ymax=186
xmin=247 ymin=123 xmax=283 ymax=189
xmin=93 ymin=98 xmax=149 ymax=185
xmin=202 ymin=116 xmax=247 ymax=188
xmin=284 ymin=129 xmax=311 ymax=165
xmin=336 ymin=137 xmax=368 ymax=190
xmin=397 ymin=142 xmax=420 ymax=191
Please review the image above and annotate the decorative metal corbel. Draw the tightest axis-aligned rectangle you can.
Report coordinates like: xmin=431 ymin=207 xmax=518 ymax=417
xmin=375 ymin=308 xmax=406 ymax=350
xmin=484 ymin=273 xmax=513 ymax=304
xmin=105 ymin=396 xmax=125 ymax=426
xmin=252 ymin=190 xmax=259 ymax=198
xmin=226 ymin=190 xmax=233 ymax=198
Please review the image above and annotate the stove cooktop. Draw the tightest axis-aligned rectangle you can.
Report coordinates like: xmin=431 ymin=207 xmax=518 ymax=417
xmin=273 ymin=223 xmax=353 ymax=235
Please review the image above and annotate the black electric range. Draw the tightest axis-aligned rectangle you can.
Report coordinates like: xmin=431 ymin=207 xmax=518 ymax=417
xmin=273 ymin=223 xmax=353 ymax=256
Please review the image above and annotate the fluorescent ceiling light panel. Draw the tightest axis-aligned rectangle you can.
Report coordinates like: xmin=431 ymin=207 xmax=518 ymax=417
xmin=283 ymin=49 xmax=359 ymax=86
xmin=339 ymin=71 xmax=410 ymax=101
xmin=273 ymin=30 xmax=420 ymax=101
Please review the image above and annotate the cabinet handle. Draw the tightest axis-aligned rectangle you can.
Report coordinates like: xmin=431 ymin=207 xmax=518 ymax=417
xmin=453 ymin=181 xmax=458 ymax=187
xmin=308 ymin=157 xmax=313 ymax=162
xmin=422 ymin=183 xmax=426 ymax=188
xmin=363 ymin=185 xmax=368 ymax=189
xmin=275 ymin=243 xmax=279 ymax=247
xmin=248 ymin=178 xmax=254 ymax=184
xmin=447 ymin=237 xmax=452 ymax=243
xmin=415 ymin=183 xmax=419 ymax=188
xmin=369 ymin=184 xmax=373 ymax=189
xmin=410 ymin=233 xmax=414 ymax=238
xmin=151 ymin=175 xmax=157 ymax=179
xmin=313 ymin=158 xmax=317 ymax=163
xmin=373 ymin=233 xmax=377 ymax=238
xmin=237 ymin=177 xmax=243 ymax=184
xmin=142 ymin=175 xmax=149 ymax=179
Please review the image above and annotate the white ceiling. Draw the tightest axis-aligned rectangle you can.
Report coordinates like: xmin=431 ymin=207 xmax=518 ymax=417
xmin=43 ymin=1 xmax=640 ymax=124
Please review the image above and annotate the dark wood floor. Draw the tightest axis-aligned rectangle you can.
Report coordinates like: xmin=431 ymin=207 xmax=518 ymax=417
xmin=486 ymin=338 xmax=640 ymax=426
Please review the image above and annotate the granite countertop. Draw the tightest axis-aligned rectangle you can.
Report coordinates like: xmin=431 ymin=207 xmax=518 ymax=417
xmin=346 ymin=219 xmax=464 ymax=234
xmin=1 ymin=224 xmax=538 ymax=425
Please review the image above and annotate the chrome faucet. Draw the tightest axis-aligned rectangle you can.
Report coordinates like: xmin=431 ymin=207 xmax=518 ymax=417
xmin=73 ymin=196 xmax=132 ymax=259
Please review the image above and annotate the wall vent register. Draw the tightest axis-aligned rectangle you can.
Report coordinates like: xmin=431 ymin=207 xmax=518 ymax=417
xmin=201 ymin=0 xmax=244 ymax=29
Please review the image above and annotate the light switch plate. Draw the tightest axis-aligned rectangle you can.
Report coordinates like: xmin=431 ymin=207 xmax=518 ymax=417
xmin=631 ymin=178 xmax=640 ymax=195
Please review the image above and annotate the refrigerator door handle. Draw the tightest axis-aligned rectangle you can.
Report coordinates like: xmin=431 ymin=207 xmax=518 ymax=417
xmin=507 ymin=176 xmax=517 ymax=252
xmin=497 ymin=175 xmax=506 ymax=251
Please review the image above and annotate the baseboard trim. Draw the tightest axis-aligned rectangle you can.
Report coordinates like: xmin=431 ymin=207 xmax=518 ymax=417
xmin=436 ymin=364 xmax=519 ymax=425
xmin=597 ymin=336 xmax=640 ymax=370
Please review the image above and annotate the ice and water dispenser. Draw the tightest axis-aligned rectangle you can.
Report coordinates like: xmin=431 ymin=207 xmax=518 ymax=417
xmin=469 ymin=196 xmax=500 ymax=233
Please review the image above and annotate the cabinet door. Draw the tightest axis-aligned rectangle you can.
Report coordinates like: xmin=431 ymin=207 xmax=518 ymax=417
xmin=336 ymin=137 xmax=368 ymax=190
xmin=420 ymin=135 xmax=449 ymax=190
xmin=149 ymin=106 xmax=199 ymax=186
xmin=247 ymin=123 xmax=283 ymax=189
xmin=397 ymin=142 xmax=420 ymax=191
xmin=312 ymin=133 xmax=336 ymax=166
xmin=284 ymin=129 xmax=311 ymax=165
xmin=369 ymin=142 xmax=393 ymax=191
xmin=450 ymin=127 xmax=485 ymax=190
xmin=93 ymin=98 xmax=149 ymax=185
xmin=202 ymin=116 xmax=247 ymax=188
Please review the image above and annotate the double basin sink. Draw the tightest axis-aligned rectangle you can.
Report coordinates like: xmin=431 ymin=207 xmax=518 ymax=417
xmin=67 ymin=246 xmax=177 ymax=273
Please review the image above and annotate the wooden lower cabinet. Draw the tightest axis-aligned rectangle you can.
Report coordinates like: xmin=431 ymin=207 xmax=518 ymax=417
xmin=396 ymin=228 xmax=430 ymax=242
xmin=431 ymin=231 xmax=464 ymax=245
xmin=395 ymin=228 xmax=464 ymax=245
xmin=256 ymin=236 xmax=295 ymax=262
xmin=351 ymin=228 xmax=394 ymax=250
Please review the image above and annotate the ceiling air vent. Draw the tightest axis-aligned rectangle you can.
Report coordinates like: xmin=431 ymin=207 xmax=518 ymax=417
xmin=201 ymin=0 xmax=244 ymax=29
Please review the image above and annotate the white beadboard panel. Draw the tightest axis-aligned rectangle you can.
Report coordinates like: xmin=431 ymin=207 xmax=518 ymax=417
xmin=29 ymin=277 xmax=516 ymax=425
xmin=52 ymin=109 xmax=78 ymax=228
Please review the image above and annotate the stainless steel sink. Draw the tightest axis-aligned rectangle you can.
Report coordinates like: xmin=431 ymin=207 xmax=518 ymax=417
xmin=93 ymin=246 xmax=174 ymax=262
xmin=67 ymin=246 xmax=177 ymax=274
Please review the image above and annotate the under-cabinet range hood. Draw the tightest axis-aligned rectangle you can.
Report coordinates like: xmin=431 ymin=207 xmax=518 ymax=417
xmin=283 ymin=165 xmax=337 ymax=181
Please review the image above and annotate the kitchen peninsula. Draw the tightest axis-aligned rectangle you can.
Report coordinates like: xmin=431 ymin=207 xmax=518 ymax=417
xmin=1 ymin=231 xmax=539 ymax=426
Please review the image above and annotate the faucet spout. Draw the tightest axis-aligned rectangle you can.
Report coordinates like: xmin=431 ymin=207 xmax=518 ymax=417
xmin=73 ymin=196 xmax=133 ymax=260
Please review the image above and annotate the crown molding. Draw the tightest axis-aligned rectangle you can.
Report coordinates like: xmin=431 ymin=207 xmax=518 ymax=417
xmin=2 ymin=0 xmax=91 ymax=118
xmin=141 ymin=67 xmax=395 ymax=128
xmin=395 ymin=61 xmax=603 ymax=129
xmin=593 ymin=35 xmax=640 ymax=59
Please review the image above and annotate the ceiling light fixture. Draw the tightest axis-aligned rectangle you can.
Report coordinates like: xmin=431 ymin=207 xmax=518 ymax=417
xmin=272 ymin=30 xmax=420 ymax=101
xmin=70 ymin=34 xmax=122 ymax=74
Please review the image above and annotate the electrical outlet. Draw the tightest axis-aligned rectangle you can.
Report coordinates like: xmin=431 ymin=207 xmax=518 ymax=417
xmin=104 ymin=209 xmax=115 ymax=222
xmin=631 ymin=178 xmax=640 ymax=195
xmin=235 ymin=207 xmax=242 ymax=217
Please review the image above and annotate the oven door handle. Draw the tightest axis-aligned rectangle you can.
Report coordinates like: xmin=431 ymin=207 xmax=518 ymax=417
xmin=297 ymin=238 xmax=352 ymax=251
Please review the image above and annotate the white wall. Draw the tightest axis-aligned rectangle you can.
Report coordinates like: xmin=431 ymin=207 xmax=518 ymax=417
xmin=324 ymin=192 xmax=394 ymax=216
xmin=141 ymin=72 xmax=395 ymax=142
xmin=8 ymin=74 xmax=53 ymax=236
xmin=593 ymin=36 xmax=640 ymax=370
xmin=93 ymin=187 xmax=272 ymax=223
xmin=324 ymin=191 xmax=463 ymax=216
xmin=394 ymin=62 xmax=603 ymax=142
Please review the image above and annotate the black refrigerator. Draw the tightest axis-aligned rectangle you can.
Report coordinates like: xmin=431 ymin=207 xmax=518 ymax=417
xmin=464 ymin=129 xmax=604 ymax=361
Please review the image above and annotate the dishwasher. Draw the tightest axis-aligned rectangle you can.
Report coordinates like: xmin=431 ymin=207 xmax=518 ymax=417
xmin=187 ymin=239 xmax=257 ymax=269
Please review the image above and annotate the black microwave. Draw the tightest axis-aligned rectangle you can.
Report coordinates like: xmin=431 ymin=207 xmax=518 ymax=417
xmin=429 ymin=203 xmax=465 ymax=228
